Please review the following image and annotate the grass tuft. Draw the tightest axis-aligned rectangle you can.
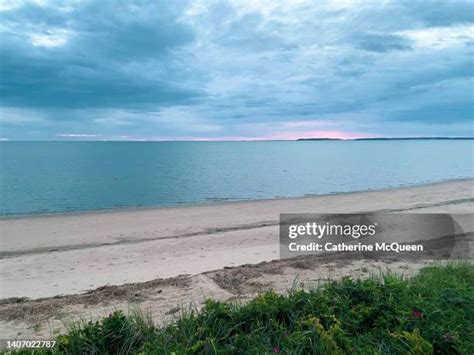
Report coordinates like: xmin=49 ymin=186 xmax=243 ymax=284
xmin=10 ymin=262 xmax=474 ymax=354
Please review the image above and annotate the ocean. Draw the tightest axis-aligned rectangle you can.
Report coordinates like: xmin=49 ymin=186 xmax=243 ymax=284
xmin=0 ymin=140 xmax=473 ymax=216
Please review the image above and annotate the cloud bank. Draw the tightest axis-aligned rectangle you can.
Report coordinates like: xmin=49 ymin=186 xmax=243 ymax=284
xmin=0 ymin=0 xmax=473 ymax=140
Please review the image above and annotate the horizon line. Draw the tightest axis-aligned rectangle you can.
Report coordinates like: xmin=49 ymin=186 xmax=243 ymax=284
xmin=1 ymin=137 xmax=474 ymax=142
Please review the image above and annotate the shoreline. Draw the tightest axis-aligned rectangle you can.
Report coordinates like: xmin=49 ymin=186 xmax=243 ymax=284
xmin=1 ymin=176 xmax=473 ymax=220
xmin=1 ymin=178 xmax=473 ymax=340
xmin=1 ymin=178 xmax=473 ymax=300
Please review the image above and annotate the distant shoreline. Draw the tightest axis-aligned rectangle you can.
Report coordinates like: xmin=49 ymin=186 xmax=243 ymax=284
xmin=1 ymin=177 xmax=473 ymax=220
xmin=1 ymin=137 xmax=473 ymax=142
xmin=297 ymin=137 xmax=474 ymax=141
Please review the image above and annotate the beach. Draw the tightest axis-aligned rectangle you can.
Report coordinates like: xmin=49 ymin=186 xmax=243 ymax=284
xmin=2 ymin=1 xmax=474 ymax=350
xmin=1 ymin=179 xmax=473 ymax=339
xmin=1 ymin=178 xmax=474 ymax=299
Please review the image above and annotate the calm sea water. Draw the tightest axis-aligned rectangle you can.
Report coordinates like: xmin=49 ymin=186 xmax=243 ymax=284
xmin=0 ymin=141 xmax=473 ymax=216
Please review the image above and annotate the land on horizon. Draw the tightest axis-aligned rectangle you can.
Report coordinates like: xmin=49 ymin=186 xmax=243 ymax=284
xmin=297 ymin=137 xmax=474 ymax=141
xmin=1 ymin=136 xmax=474 ymax=143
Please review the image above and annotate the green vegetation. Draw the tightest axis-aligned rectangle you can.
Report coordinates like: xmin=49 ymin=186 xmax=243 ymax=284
xmin=11 ymin=263 xmax=474 ymax=354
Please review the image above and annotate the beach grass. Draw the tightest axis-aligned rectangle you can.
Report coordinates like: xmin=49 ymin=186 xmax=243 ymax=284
xmin=10 ymin=262 xmax=474 ymax=354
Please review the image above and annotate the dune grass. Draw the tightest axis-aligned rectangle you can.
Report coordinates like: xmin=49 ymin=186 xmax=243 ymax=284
xmin=10 ymin=263 xmax=474 ymax=354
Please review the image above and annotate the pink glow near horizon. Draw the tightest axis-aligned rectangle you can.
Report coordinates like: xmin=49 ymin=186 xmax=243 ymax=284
xmin=191 ymin=130 xmax=381 ymax=141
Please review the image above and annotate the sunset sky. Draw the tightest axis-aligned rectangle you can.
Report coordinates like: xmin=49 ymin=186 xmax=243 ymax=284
xmin=0 ymin=0 xmax=473 ymax=140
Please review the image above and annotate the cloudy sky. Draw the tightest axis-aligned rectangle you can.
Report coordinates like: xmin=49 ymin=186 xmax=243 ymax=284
xmin=0 ymin=0 xmax=473 ymax=140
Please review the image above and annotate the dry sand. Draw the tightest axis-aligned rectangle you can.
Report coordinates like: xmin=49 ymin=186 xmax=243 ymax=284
xmin=0 ymin=179 xmax=473 ymax=340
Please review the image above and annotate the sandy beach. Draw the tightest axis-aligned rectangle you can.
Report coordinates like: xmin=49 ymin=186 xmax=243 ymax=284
xmin=1 ymin=179 xmax=473 ymax=339
xmin=1 ymin=179 xmax=474 ymax=299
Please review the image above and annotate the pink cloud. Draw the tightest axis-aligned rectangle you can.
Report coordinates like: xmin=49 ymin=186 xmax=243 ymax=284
xmin=190 ymin=130 xmax=380 ymax=141
xmin=267 ymin=130 xmax=380 ymax=140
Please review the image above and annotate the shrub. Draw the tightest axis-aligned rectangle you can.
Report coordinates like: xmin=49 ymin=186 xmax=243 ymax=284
xmin=11 ymin=263 xmax=474 ymax=354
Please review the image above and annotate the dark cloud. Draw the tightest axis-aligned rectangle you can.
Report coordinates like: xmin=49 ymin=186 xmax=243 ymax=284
xmin=389 ymin=102 xmax=474 ymax=123
xmin=0 ymin=0 xmax=199 ymax=109
xmin=0 ymin=0 xmax=473 ymax=139
xmin=399 ymin=0 xmax=474 ymax=27
xmin=351 ymin=33 xmax=412 ymax=53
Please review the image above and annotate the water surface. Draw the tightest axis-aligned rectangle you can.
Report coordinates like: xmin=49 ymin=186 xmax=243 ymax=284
xmin=1 ymin=140 xmax=472 ymax=215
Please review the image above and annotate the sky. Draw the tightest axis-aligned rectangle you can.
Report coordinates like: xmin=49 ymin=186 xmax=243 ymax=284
xmin=0 ymin=0 xmax=473 ymax=141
